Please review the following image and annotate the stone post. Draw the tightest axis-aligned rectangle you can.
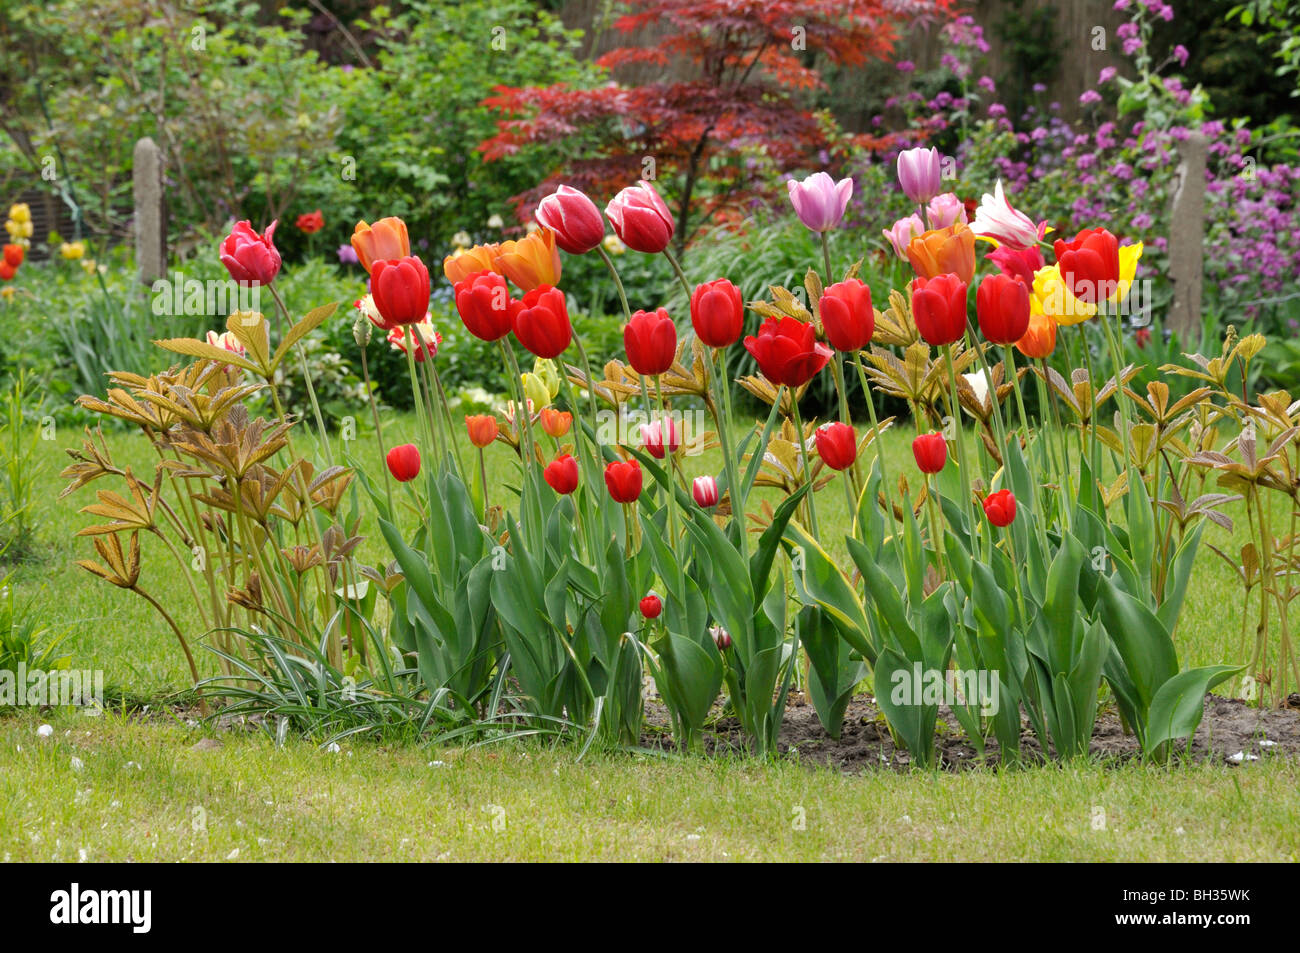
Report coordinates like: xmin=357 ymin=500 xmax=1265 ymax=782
xmin=1166 ymin=132 xmax=1207 ymax=341
xmin=133 ymin=137 xmax=166 ymax=285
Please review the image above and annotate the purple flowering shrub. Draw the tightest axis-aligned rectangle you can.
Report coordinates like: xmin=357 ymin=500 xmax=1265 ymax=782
xmin=848 ymin=1 xmax=1300 ymax=349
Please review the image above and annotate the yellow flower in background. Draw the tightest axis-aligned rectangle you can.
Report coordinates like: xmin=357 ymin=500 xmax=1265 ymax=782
xmin=61 ymin=241 xmax=86 ymax=260
xmin=81 ymin=259 xmax=99 ymax=275
xmin=602 ymin=234 xmax=625 ymax=256
xmin=1031 ymin=264 xmax=1096 ymax=326
xmin=1 ymin=286 xmax=15 ymax=301
xmin=520 ymin=372 xmax=551 ymax=410
xmin=1111 ymin=242 xmax=1144 ymax=304
xmin=8 ymin=204 xmax=30 ymax=224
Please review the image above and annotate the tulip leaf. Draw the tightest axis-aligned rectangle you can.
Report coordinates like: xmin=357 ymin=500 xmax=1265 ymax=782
xmin=1144 ymin=665 xmax=1243 ymax=755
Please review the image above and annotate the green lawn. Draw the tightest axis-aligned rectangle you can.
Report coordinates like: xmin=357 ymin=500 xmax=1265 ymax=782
xmin=3 ymin=407 xmax=1296 ymax=862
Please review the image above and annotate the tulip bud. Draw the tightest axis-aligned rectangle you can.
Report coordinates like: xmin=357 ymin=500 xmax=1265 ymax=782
xmin=896 ymin=147 xmax=942 ymax=205
xmin=786 ymin=171 xmax=853 ymax=233
xmin=512 ymin=285 xmax=571 ymax=359
xmin=605 ymin=181 xmax=675 ymax=254
xmin=813 ymin=422 xmax=857 ymax=471
xmin=692 ymin=475 xmax=719 ymax=508
xmin=911 ymin=274 xmax=969 ymax=347
xmin=543 ymin=453 xmax=579 ymax=494
xmin=386 ymin=444 xmax=421 ymax=483
xmin=604 ymin=459 xmax=643 ymax=503
xmin=710 ymin=625 xmax=731 ymax=651
xmin=639 ymin=592 xmax=663 ymax=619
xmin=818 ymin=279 xmax=874 ymax=352
xmin=689 ymin=278 xmax=744 ymax=349
xmin=623 ymin=307 xmax=677 ymax=376
xmin=465 ymin=415 xmax=499 ymax=449
xmin=539 ymin=407 xmax=572 ymax=438
xmin=976 ymin=273 xmax=1032 ymax=345
xmin=983 ymin=489 xmax=1017 ymax=527
xmin=371 ymin=256 xmax=432 ymax=329
xmin=911 ymin=432 xmax=948 ymax=474
xmin=352 ymin=314 xmax=372 ymax=347
xmin=536 ymin=185 xmax=606 ymax=255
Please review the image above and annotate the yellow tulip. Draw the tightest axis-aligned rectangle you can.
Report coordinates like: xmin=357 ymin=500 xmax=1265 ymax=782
xmin=521 ymin=373 xmax=551 ymax=410
xmin=1031 ymin=264 xmax=1095 ymax=326
xmin=60 ymin=241 xmax=86 ymax=261
xmin=1110 ymin=242 xmax=1144 ymax=304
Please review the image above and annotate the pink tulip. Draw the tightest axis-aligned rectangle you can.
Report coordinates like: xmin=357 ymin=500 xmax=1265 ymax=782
xmin=535 ymin=185 xmax=606 ymax=255
xmin=605 ymin=181 xmax=675 ymax=253
xmin=882 ymin=214 xmax=925 ymax=259
xmin=786 ymin=171 xmax=853 ymax=233
xmin=220 ymin=220 xmax=281 ymax=286
xmin=927 ymin=192 xmax=968 ymax=229
xmin=897 ymin=147 xmax=943 ymax=205
xmin=692 ymin=475 xmax=719 ymax=508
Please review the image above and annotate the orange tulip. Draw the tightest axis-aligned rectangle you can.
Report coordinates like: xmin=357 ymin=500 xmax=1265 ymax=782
xmin=465 ymin=414 xmax=499 ymax=448
xmin=539 ymin=407 xmax=572 ymax=438
xmin=493 ymin=227 xmax=561 ymax=292
xmin=1015 ymin=309 xmax=1057 ymax=359
xmin=351 ymin=217 xmax=410 ymax=273
xmin=443 ymin=243 xmax=500 ymax=285
xmin=906 ymin=223 xmax=976 ymax=284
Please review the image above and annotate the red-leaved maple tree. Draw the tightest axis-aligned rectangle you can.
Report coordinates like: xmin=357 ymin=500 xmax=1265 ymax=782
xmin=479 ymin=0 xmax=955 ymax=255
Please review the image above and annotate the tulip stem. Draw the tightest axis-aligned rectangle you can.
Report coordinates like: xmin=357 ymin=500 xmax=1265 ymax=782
xmin=710 ymin=348 xmax=747 ymax=561
xmin=596 ymin=245 xmax=633 ymax=322
xmin=428 ymin=357 xmax=466 ymax=479
xmin=500 ymin=340 xmax=538 ymax=471
xmin=819 ymin=231 xmax=835 ymax=286
xmin=662 ymin=247 xmax=693 ymax=299
xmin=943 ymin=343 xmax=981 ymax=536
xmin=851 ymin=354 xmax=893 ymax=530
xmin=358 ymin=343 xmax=394 ymax=513
xmin=655 ymin=376 xmax=685 ymax=556
xmin=268 ymin=282 xmax=333 ymax=467
xmin=789 ymin=393 xmax=820 ymax=537
xmin=404 ymin=326 xmax=435 ymax=457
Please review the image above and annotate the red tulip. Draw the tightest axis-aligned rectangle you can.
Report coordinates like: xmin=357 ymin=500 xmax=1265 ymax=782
xmin=911 ymin=274 xmax=968 ymax=347
xmin=692 ymin=475 xmax=719 ymax=508
xmin=639 ymin=592 xmax=663 ymax=619
xmin=983 ymin=489 xmax=1017 ymax=527
xmin=624 ymin=307 xmax=677 ymax=376
xmin=1053 ymin=228 xmax=1120 ymax=305
xmin=295 ymin=209 xmax=324 ymax=234
xmin=605 ymin=181 xmax=675 ymax=254
xmin=454 ymin=270 xmax=517 ymax=342
xmin=0 ymin=262 xmax=14 ymax=282
xmin=2 ymin=244 xmax=24 ymax=269
xmin=543 ymin=454 xmax=579 ymax=494
xmin=743 ymin=316 xmax=833 ymax=388
xmin=219 ymin=220 xmax=281 ymax=286
xmin=912 ymin=432 xmax=948 ymax=474
xmin=371 ymin=256 xmax=431 ymax=329
xmin=814 ymin=422 xmax=857 ymax=471
xmin=604 ymin=459 xmax=643 ymax=503
xmin=386 ymin=444 xmax=421 ymax=483
xmin=535 ymin=185 xmax=606 ymax=255
xmin=512 ymin=285 xmax=571 ymax=359
xmin=819 ymin=278 xmax=875 ymax=352
xmin=689 ymin=278 xmax=744 ymax=348
xmin=976 ymin=273 xmax=1031 ymax=345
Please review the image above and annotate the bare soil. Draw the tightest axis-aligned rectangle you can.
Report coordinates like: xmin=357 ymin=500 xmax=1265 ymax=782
xmin=642 ymin=693 xmax=1300 ymax=771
